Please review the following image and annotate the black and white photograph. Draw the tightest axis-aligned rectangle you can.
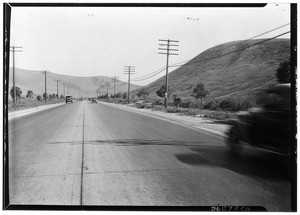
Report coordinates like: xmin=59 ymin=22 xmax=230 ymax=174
xmin=3 ymin=2 xmax=297 ymax=212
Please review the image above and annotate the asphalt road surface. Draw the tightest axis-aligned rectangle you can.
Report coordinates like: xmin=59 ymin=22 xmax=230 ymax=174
xmin=8 ymin=101 xmax=292 ymax=210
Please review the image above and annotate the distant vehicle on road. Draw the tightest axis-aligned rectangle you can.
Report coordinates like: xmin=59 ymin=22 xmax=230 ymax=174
xmin=226 ymin=84 xmax=291 ymax=157
xmin=135 ymin=100 xmax=152 ymax=109
xmin=79 ymin=97 xmax=83 ymax=101
xmin=65 ymin=96 xmax=73 ymax=103
xmin=91 ymin=98 xmax=97 ymax=103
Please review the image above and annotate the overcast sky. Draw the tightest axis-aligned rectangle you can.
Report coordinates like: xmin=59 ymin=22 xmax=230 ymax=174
xmin=10 ymin=4 xmax=290 ymax=86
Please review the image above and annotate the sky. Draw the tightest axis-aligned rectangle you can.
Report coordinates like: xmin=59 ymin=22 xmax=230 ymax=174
xmin=9 ymin=3 xmax=290 ymax=86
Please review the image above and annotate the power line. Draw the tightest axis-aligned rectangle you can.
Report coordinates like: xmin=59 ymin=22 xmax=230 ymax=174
xmin=248 ymin=23 xmax=290 ymax=40
xmin=132 ymin=66 xmax=165 ymax=81
xmin=131 ymin=23 xmax=290 ymax=83
xmin=132 ymin=67 xmax=166 ymax=82
xmin=167 ymin=23 xmax=291 ymax=68
xmin=133 ymin=30 xmax=290 ymax=82
xmin=170 ymin=31 xmax=290 ymax=68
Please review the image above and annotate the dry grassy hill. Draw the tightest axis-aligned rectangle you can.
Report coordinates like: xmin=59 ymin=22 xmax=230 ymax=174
xmin=135 ymin=38 xmax=290 ymax=102
xmin=7 ymin=68 xmax=142 ymax=99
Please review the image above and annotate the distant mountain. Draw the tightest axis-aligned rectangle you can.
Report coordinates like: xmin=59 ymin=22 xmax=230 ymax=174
xmin=7 ymin=68 xmax=142 ymax=99
xmin=134 ymin=38 xmax=290 ymax=101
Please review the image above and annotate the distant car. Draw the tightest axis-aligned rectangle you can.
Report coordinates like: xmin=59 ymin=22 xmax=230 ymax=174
xmin=79 ymin=97 xmax=83 ymax=101
xmin=65 ymin=96 xmax=73 ymax=103
xmin=135 ymin=100 xmax=152 ymax=109
xmin=91 ymin=98 xmax=97 ymax=103
xmin=225 ymin=84 xmax=291 ymax=157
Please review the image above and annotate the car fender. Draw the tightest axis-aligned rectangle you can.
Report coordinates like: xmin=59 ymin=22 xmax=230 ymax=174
xmin=226 ymin=119 xmax=253 ymax=143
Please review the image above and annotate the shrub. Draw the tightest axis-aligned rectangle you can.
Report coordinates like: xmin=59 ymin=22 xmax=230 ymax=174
xmin=156 ymin=85 xmax=171 ymax=98
xmin=180 ymin=100 xmax=197 ymax=109
xmin=218 ymin=99 xmax=239 ymax=111
xmin=26 ymin=90 xmax=33 ymax=98
xmin=43 ymin=93 xmax=48 ymax=100
xmin=276 ymin=56 xmax=290 ymax=83
xmin=174 ymin=98 xmax=181 ymax=108
xmin=10 ymin=86 xmax=22 ymax=99
xmin=122 ymin=92 xmax=128 ymax=99
xmin=203 ymin=100 xmax=219 ymax=110
xmin=137 ymin=89 xmax=150 ymax=99
xmin=37 ymin=95 xmax=42 ymax=101
xmin=154 ymin=99 xmax=164 ymax=105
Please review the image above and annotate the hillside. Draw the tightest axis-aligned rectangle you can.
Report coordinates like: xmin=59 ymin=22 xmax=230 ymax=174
xmin=7 ymin=68 xmax=142 ymax=99
xmin=135 ymin=38 xmax=290 ymax=101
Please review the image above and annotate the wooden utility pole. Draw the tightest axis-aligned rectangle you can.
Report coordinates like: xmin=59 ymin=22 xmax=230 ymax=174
xmin=124 ymin=66 xmax=135 ymax=104
xmin=56 ymin=80 xmax=59 ymax=99
xmin=106 ymin=82 xmax=110 ymax=101
xmin=111 ymin=76 xmax=119 ymax=98
xmin=42 ymin=70 xmax=48 ymax=103
xmin=10 ymin=46 xmax=23 ymax=107
xmin=158 ymin=39 xmax=179 ymax=108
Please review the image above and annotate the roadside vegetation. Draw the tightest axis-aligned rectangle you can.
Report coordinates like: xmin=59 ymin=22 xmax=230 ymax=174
xmin=8 ymin=53 xmax=290 ymax=119
xmin=101 ymin=55 xmax=290 ymax=121
xmin=8 ymin=87 xmax=65 ymax=112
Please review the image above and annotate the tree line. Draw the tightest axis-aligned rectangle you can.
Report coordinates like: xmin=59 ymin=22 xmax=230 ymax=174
xmin=9 ymin=87 xmax=65 ymax=102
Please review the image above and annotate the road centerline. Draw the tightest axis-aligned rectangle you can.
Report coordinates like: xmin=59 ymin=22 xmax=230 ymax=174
xmin=80 ymin=102 xmax=85 ymax=205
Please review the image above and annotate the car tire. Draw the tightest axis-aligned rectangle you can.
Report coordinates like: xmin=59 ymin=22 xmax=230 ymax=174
xmin=227 ymin=125 xmax=243 ymax=154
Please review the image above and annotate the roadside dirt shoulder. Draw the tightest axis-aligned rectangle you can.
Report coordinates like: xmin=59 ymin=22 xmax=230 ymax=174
xmin=8 ymin=102 xmax=65 ymax=120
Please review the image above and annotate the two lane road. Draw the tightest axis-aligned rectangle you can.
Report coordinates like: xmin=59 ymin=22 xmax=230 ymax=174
xmin=8 ymin=101 xmax=291 ymax=210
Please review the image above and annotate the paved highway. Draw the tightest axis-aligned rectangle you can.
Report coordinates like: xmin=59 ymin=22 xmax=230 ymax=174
xmin=8 ymin=101 xmax=291 ymax=210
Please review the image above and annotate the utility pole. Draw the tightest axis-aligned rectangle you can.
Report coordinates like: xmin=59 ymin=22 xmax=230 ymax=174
xmin=158 ymin=39 xmax=179 ymax=108
xmin=40 ymin=70 xmax=48 ymax=103
xmin=111 ymin=76 xmax=119 ymax=98
xmin=56 ymin=80 xmax=59 ymax=99
xmin=44 ymin=71 xmax=47 ymax=102
xmin=10 ymin=46 xmax=23 ymax=107
xmin=106 ymin=82 xmax=110 ymax=101
xmin=124 ymin=66 xmax=135 ymax=104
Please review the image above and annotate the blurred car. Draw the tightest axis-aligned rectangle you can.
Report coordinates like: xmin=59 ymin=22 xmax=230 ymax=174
xmin=79 ymin=97 xmax=83 ymax=101
xmin=226 ymin=84 xmax=291 ymax=156
xmin=91 ymin=98 xmax=97 ymax=103
xmin=65 ymin=96 xmax=73 ymax=103
xmin=135 ymin=100 xmax=152 ymax=109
